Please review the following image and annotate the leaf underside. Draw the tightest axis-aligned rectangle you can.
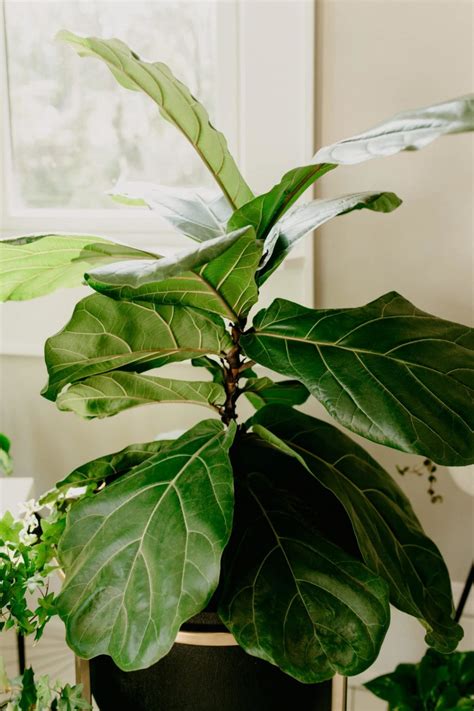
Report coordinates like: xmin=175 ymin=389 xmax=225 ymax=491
xmin=57 ymin=371 xmax=225 ymax=418
xmin=258 ymin=191 xmax=402 ymax=284
xmin=252 ymin=405 xmax=463 ymax=653
xmin=313 ymin=94 xmax=474 ymax=165
xmin=242 ymin=292 xmax=474 ymax=465
xmin=57 ymin=420 xmax=236 ymax=671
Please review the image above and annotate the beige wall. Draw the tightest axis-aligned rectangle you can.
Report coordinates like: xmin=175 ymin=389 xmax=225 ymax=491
xmin=313 ymin=0 xmax=473 ymax=583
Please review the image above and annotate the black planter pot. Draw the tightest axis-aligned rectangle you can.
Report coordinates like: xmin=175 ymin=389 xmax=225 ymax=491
xmin=90 ymin=611 xmax=334 ymax=711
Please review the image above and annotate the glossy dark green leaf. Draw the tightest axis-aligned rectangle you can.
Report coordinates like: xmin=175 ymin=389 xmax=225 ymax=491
xmin=57 ymin=420 xmax=235 ymax=670
xmin=50 ymin=440 xmax=172 ymax=498
xmin=86 ymin=228 xmax=262 ymax=319
xmin=219 ymin=436 xmax=390 ymax=682
xmin=242 ymin=292 xmax=474 ymax=466
xmin=0 ymin=234 xmax=157 ymax=301
xmin=109 ymin=182 xmax=232 ymax=242
xmin=59 ymin=31 xmax=253 ymax=209
xmin=314 ymin=94 xmax=474 ymax=165
xmin=57 ymin=371 xmax=225 ymax=418
xmin=364 ymin=664 xmax=420 ymax=710
xmin=243 ymin=377 xmax=309 ymax=410
xmin=19 ymin=668 xmax=37 ymax=711
xmin=252 ymin=405 xmax=463 ymax=653
xmin=227 ymin=163 xmax=335 ymax=238
xmin=258 ymin=191 xmax=402 ymax=284
xmin=42 ymin=294 xmax=232 ymax=401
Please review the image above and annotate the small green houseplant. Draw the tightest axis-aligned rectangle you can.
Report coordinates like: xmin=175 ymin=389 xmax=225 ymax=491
xmin=1 ymin=32 xmax=473 ymax=691
xmin=365 ymin=648 xmax=474 ymax=710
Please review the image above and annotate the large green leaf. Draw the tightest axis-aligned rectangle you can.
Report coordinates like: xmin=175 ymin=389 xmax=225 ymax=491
xmin=258 ymin=191 xmax=402 ymax=284
xmin=42 ymin=294 xmax=232 ymax=401
xmin=252 ymin=405 xmax=463 ymax=653
xmin=109 ymin=182 xmax=232 ymax=242
xmin=313 ymin=95 xmax=474 ymax=165
xmin=243 ymin=377 xmax=309 ymax=410
xmin=219 ymin=435 xmax=390 ymax=682
xmin=57 ymin=371 xmax=225 ymax=418
xmin=241 ymin=292 xmax=474 ymax=466
xmin=227 ymin=164 xmax=335 ymax=238
xmin=86 ymin=228 xmax=262 ymax=320
xmin=59 ymin=31 xmax=253 ymax=210
xmin=0 ymin=234 xmax=157 ymax=301
xmin=57 ymin=419 xmax=235 ymax=670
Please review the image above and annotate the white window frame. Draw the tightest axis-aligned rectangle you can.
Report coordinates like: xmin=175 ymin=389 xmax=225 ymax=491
xmin=0 ymin=1 xmax=241 ymax=250
xmin=0 ymin=0 xmax=317 ymax=356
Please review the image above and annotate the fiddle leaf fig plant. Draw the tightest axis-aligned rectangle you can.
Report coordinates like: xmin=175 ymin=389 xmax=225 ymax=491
xmin=0 ymin=31 xmax=473 ymax=683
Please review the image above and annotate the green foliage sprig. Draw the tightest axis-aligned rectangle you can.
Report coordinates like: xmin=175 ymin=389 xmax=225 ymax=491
xmin=0 ymin=659 xmax=91 ymax=711
xmin=365 ymin=649 xmax=474 ymax=711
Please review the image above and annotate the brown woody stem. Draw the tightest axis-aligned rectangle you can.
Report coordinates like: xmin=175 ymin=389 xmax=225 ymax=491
xmin=221 ymin=323 xmax=244 ymax=425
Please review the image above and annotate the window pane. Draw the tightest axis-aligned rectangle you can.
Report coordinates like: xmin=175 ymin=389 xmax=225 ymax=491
xmin=4 ymin=0 xmax=218 ymax=209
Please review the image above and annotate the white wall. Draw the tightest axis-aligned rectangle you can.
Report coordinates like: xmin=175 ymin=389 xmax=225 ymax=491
xmin=313 ymin=0 xmax=473 ymax=705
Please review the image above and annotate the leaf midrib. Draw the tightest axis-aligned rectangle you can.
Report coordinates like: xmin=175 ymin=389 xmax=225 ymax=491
xmin=62 ymin=429 xmax=226 ymax=618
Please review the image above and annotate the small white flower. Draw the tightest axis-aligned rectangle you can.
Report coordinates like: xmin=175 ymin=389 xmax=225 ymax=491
xmin=19 ymin=530 xmax=38 ymax=546
xmin=17 ymin=498 xmax=40 ymax=517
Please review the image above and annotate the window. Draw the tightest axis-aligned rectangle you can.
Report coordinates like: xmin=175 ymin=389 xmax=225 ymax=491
xmin=0 ymin=0 xmax=316 ymax=356
xmin=3 ymin=0 xmax=218 ymax=211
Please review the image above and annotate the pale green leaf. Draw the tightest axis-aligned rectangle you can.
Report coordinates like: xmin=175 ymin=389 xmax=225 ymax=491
xmin=313 ymin=95 xmax=474 ymax=165
xmin=242 ymin=292 xmax=474 ymax=466
xmin=108 ymin=182 xmax=232 ymax=242
xmin=252 ymin=405 xmax=463 ymax=653
xmin=57 ymin=371 xmax=225 ymax=418
xmin=42 ymin=294 xmax=233 ymax=401
xmin=258 ymin=191 xmax=402 ymax=283
xmin=219 ymin=435 xmax=390 ymax=682
xmin=57 ymin=420 xmax=236 ymax=670
xmin=0 ymin=234 xmax=158 ymax=301
xmin=227 ymin=163 xmax=335 ymax=238
xmin=58 ymin=31 xmax=253 ymax=209
xmin=86 ymin=228 xmax=262 ymax=320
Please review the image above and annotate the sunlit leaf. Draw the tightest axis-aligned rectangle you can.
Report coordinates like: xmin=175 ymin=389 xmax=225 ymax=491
xmin=109 ymin=182 xmax=232 ymax=242
xmin=0 ymin=234 xmax=158 ymax=301
xmin=59 ymin=31 xmax=253 ymax=209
